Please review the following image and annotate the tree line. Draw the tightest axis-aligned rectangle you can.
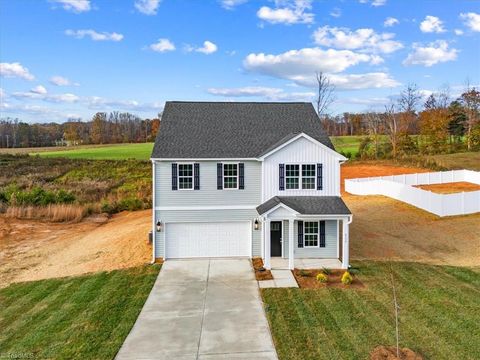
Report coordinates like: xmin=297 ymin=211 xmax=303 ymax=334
xmin=318 ymin=82 xmax=480 ymax=158
xmin=0 ymin=112 xmax=161 ymax=148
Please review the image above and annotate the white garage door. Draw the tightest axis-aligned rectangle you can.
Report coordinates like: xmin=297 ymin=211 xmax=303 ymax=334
xmin=166 ymin=222 xmax=250 ymax=258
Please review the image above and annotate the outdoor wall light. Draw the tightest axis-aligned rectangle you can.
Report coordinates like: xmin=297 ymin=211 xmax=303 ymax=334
xmin=254 ymin=219 xmax=260 ymax=230
xmin=156 ymin=220 xmax=162 ymax=232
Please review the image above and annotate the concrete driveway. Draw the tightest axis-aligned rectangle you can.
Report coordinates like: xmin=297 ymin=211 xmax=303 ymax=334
xmin=116 ymin=259 xmax=278 ymax=360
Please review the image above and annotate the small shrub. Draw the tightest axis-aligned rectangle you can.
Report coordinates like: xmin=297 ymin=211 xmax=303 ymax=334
xmin=299 ymin=269 xmax=310 ymax=277
xmin=341 ymin=271 xmax=353 ymax=285
xmin=349 ymin=267 xmax=360 ymax=275
xmin=316 ymin=273 xmax=328 ymax=283
xmin=117 ymin=197 xmax=144 ymax=211
xmin=321 ymin=267 xmax=331 ymax=275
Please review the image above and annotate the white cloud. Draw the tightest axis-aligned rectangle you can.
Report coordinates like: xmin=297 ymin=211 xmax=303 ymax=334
xmin=50 ymin=75 xmax=77 ymax=86
xmin=420 ymin=15 xmax=446 ymax=33
xmin=257 ymin=0 xmax=314 ymax=25
xmin=149 ymin=38 xmax=175 ymax=52
xmin=460 ymin=12 xmax=480 ymax=32
xmin=0 ymin=62 xmax=35 ymax=81
xmin=65 ymin=29 xmax=124 ymax=41
xmin=220 ymin=0 xmax=248 ymax=10
xmin=384 ymin=17 xmax=399 ymax=27
xmin=188 ymin=41 xmax=218 ymax=54
xmin=312 ymin=26 xmax=403 ymax=53
xmin=31 ymin=85 xmax=47 ymax=95
xmin=207 ymin=86 xmax=315 ymax=101
xmin=244 ymin=47 xmax=372 ymax=78
xmin=341 ymin=96 xmax=391 ymax=106
xmin=330 ymin=7 xmax=341 ymax=18
xmin=454 ymin=29 xmax=464 ymax=36
xmin=243 ymin=47 xmax=398 ymax=89
xmin=47 ymin=93 xmax=80 ymax=103
xmin=50 ymin=0 xmax=91 ymax=13
xmin=403 ymin=40 xmax=458 ymax=67
xmin=372 ymin=0 xmax=386 ymax=6
xmin=134 ymin=0 xmax=161 ymax=15
xmin=86 ymin=96 xmax=163 ymax=112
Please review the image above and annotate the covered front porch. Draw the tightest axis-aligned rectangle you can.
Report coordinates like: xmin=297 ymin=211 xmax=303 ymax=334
xmin=257 ymin=196 xmax=352 ymax=271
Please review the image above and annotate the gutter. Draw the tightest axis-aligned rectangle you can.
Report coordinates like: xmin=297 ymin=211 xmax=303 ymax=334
xmin=150 ymin=159 xmax=156 ymax=264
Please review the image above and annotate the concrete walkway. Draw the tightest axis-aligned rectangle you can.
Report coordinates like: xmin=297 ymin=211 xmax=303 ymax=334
xmin=258 ymin=270 xmax=298 ymax=289
xmin=116 ymin=259 xmax=278 ymax=360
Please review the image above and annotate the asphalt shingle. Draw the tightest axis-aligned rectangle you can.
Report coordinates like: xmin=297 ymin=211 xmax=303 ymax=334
xmin=151 ymin=101 xmax=334 ymax=159
xmin=256 ymin=196 xmax=351 ymax=216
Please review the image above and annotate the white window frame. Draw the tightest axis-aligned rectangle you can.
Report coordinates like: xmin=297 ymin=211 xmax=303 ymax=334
xmin=285 ymin=163 xmax=316 ymax=190
xmin=303 ymin=221 xmax=319 ymax=248
xmin=177 ymin=163 xmax=194 ymax=191
xmin=222 ymin=162 xmax=239 ymax=190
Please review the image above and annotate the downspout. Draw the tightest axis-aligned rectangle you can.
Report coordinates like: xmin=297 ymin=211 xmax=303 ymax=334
xmin=151 ymin=159 xmax=156 ymax=264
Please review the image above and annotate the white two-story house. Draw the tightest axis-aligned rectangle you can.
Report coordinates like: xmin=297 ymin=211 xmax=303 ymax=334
xmin=151 ymin=101 xmax=352 ymax=270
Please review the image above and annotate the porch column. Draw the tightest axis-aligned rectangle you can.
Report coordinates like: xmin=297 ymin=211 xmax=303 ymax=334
xmin=264 ymin=219 xmax=271 ymax=270
xmin=288 ymin=219 xmax=294 ymax=270
xmin=342 ymin=219 xmax=350 ymax=269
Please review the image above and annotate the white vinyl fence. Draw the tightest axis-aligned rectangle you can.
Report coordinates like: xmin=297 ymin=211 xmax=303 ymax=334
xmin=345 ymin=170 xmax=480 ymax=217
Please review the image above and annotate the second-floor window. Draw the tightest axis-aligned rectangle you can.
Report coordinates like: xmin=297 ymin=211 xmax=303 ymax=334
xmin=285 ymin=164 xmax=316 ymax=190
xmin=178 ymin=164 xmax=193 ymax=190
xmin=223 ymin=163 xmax=238 ymax=189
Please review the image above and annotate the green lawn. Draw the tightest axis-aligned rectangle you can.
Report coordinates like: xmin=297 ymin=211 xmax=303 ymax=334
xmin=331 ymin=136 xmax=364 ymax=157
xmin=31 ymin=143 xmax=154 ymax=160
xmin=262 ymin=261 xmax=480 ymax=360
xmin=0 ymin=265 xmax=160 ymax=360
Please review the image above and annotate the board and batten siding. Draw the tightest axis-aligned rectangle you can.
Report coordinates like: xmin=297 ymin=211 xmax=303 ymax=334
xmin=263 ymin=137 xmax=341 ymax=201
xmin=154 ymin=209 xmax=261 ymax=258
xmin=155 ymin=160 xmax=261 ymax=207
xmin=281 ymin=219 xmax=337 ymax=258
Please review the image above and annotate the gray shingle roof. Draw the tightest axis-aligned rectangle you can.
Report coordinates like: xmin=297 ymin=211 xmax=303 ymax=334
xmin=256 ymin=196 xmax=351 ymax=216
xmin=151 ymin=101 xmax=334 ymax=159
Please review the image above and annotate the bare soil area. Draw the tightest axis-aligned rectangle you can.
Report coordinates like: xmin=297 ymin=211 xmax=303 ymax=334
xmin=370 ymin=346 xmax=423 ymax=360
xmin=0 ymin=210 xmax=151 ymax=288
xmin=414 ymin=181 xmax=480 ymax=194
xmin=342 ymin=162 xmax=480 ymax=267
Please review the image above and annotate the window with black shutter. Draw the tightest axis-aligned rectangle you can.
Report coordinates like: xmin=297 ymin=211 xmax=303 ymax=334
xmin=297 ymin=221 xmax=304 ymax=248
xmin=194 ymin=163 xmax=200 ymax=190
xmin=279 ymin=164 xmax=285 ymax=190
xmin=239 ymin=163 xmax=245 ymax=189
xmin=217 ymin=163 xmax=223 ymax=190
xmin=171 ymin=163 xmax=178 ymax=190
xmin=319 ymin=220 xmax=326 ymax=247
xmin=317 ymin=163 xmax=323 ymax=190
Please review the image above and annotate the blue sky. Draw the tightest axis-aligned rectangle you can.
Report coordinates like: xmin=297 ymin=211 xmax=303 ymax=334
xmin=0 ymin=0 xmax=479 ymax=123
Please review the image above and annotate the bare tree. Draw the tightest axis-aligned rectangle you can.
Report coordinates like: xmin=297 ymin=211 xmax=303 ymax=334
xmin=398 ymin=83 xmax=421 ymax=134
xmin=461 ymin=80 xmax=480 ymax=150
xmin=315 ymin=72 xmax=336 ymax=120
xmin=385 ymin=102 xmax=399 ymax=158
xmin=365 ymin=111 xmax=383 ymax=158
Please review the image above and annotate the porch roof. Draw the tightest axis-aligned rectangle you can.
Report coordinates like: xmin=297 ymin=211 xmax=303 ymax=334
xmin=257 ymin=196 xmax=351 ymax=216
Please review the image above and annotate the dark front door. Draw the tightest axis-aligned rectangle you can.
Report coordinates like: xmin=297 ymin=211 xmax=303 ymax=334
xmin=270 ymin=221 xmax=282 ymax=257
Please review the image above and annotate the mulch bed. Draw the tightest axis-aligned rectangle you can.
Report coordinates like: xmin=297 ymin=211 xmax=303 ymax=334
xmin=370 ymin=346 xmax=423 ymax=360
xmin=292 ymin=269 xmax=365 ymax=289
xmin=252 ymin=257 xmax=273 ymax=281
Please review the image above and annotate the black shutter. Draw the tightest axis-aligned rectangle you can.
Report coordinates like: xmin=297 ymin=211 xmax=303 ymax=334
xmin=194 ymin=163 xmax=200 ymax=190
xmin=319 ymin=221 xmax=326 ymax=247
xmin=317 ymin=163 xmax=323 ymax=190
xmin=217 ymin=163 xmax=223 ymax=190
xmin=297 ymin=221 xmax=304 ymax=248
xmin=279 ymin=164 xmax=285 ymax=191
xmin=239 ymin=163 xmax=245 ymax=189
xmin=171 ymin=163 xmax=178 ymax=190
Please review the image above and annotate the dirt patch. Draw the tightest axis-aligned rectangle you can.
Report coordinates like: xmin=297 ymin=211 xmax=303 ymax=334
xmin=292 ymin=269 xmax=364 ymax=289
xmin=341 ymin=162 xmax=428 ymax=194
xmin=370 ymin=346 xmax=423 ymax=360
xmin=252 ymin=257 xmax=273 ymax=281
xmin=414 ymin=181 xmax=480 ymax=194
xmin=0 ymin=210 xmax=151 ymax=288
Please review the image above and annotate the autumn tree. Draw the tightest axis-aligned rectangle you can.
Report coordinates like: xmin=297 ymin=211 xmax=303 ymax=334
xmin=419 ymin=108 xmax=450 ymax=153
xmin=91 ymin=112 xmax=107 ymax=144
xmin=460 ymin=87 xmax=480 ymax=150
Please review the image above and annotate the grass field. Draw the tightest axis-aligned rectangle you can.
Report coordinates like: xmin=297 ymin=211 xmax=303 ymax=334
xmin=262 ymin=261 xmax=480 ymax=360
xmin=331 ymin=135 xmax=364 ymax=156
xmin=0 ymin=265 xmax=160 ymax=359
xmin=430 ymin=152 xmax=480 ymax=171
xmin=31 ymin=142 xmax=154 ymax=160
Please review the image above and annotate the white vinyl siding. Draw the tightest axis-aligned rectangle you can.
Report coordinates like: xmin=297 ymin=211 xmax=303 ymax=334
xmin=154 ymin=209 xmax=261 ymax=258
xmin=155 ymin=161 xmax=260 ymax=206
xmin=263 ymin=136 xmax=341 ymax=201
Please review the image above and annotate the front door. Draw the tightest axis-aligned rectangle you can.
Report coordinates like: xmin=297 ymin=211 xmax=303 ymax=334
xmin=270 ymin=221 xmax=282 ymax=257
